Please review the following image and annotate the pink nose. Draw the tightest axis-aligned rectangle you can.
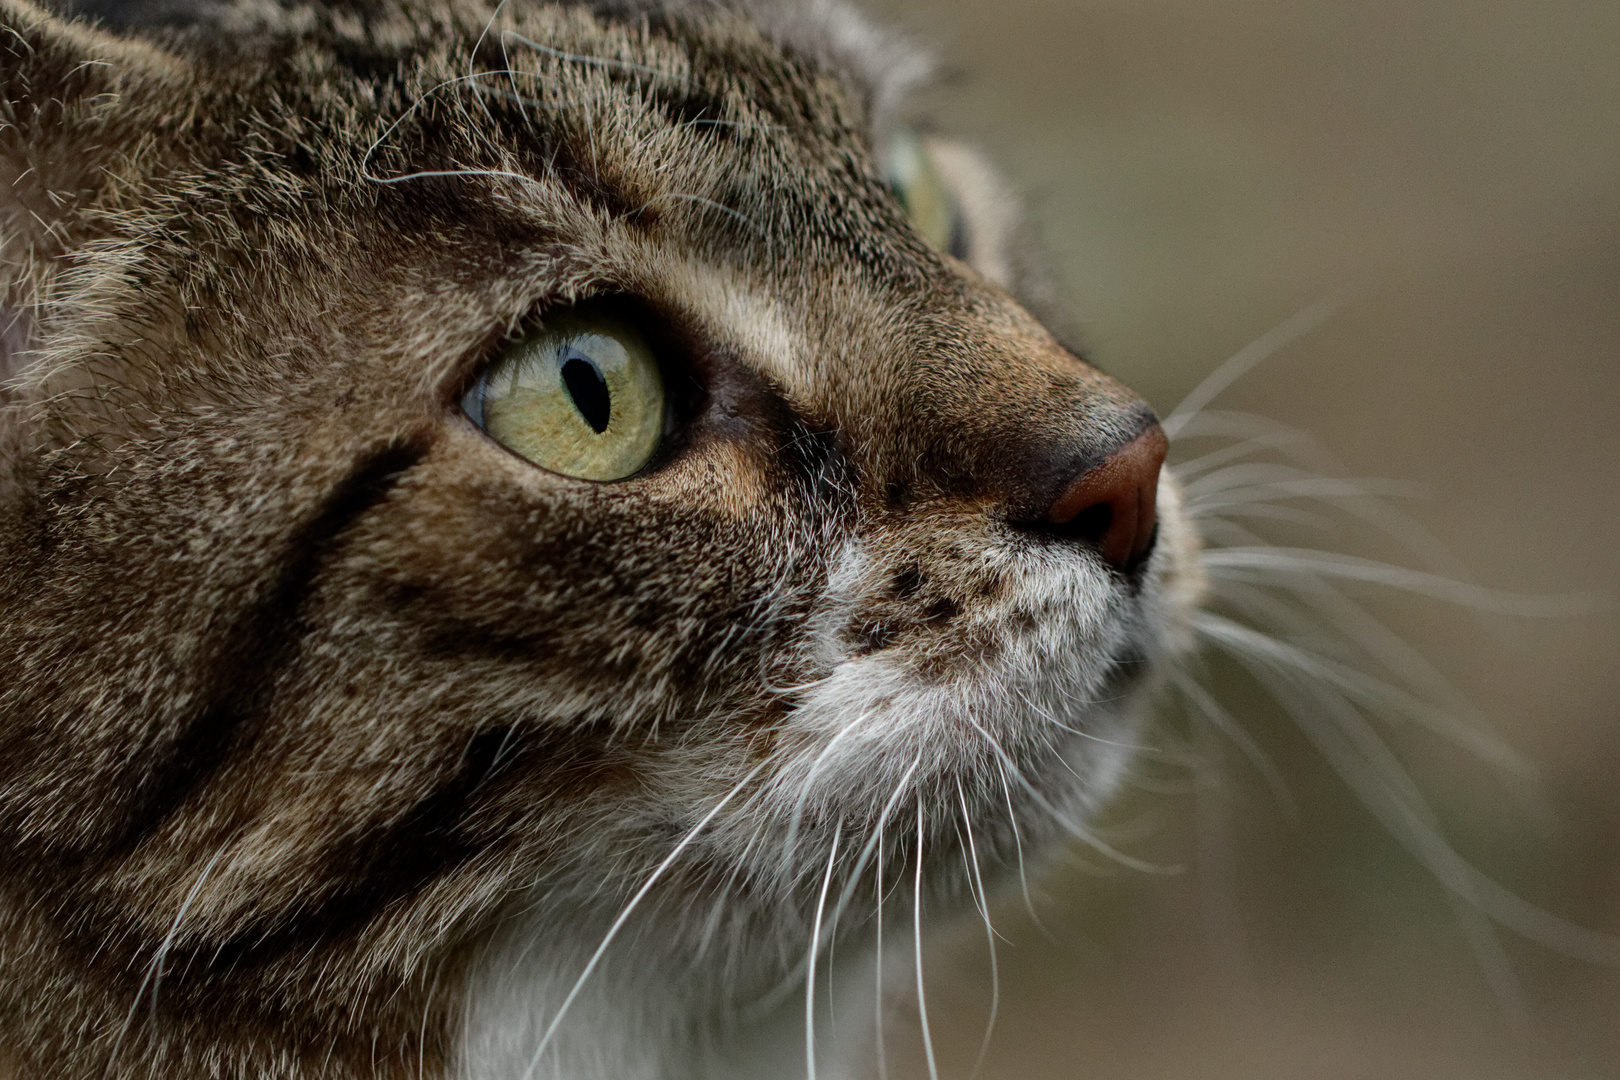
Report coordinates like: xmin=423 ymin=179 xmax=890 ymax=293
xmin=1046 ymin=425 xmax=1168 ymax=572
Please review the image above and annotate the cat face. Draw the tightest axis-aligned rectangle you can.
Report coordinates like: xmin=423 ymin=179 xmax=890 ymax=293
xmin=0 ymin=0 xmax=1202 ymax=1069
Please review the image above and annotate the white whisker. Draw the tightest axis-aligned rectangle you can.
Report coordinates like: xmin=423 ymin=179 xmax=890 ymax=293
xmin=1176 ymin=434 xmax=1493 ymax=584
xmin=913 ymin=804 xmax=940 ymax=1080
xmin=1170 ymin=426 xmax=1315 ymax=480
xmin=1204 ymin=586 xmax=1537 ymax=780
xmin=993 ymin=757 xmax=1048 ymax=934
xmin=367 ymin=166 xmax=549 ymax=190
xmin=1196 ymin=613 xmax=1620 ymax=968
xmin=824 ymin=759 xmax=922 ymax=951
xmin=873 ymin=828 xmax=889 ymax=1080
xmin=1194 ymin=505 xmax=1339 ymax=536
xmin=1244 ymin=660 xmax=1539 ymax=1032
xmin=104 ymin=845 xmax=229 ymax=1078
xmin=1170 ymin=667 xmax=1297 ymax=818
xmin=467 ymin=0 xmax=513 ymax=81
xmin=501 ymin=32 xmax=698 ymax=87
xmin=805 ymin=823 xmax=842 ymax=1080
xmin=1202 ymin=547 xmax=1593 ymax=616
xmin=1186 ymin=474 xmax=1427 ymax=513
xmin=957 ymin=780 xmax=1000 ymax=1080
xmin=964 ymin=715 xmax=1181 ymax=876
xmin=519 ymin=762 xmax=764 ymax=1080
xmin=1163 ymin=292 xmax=1351 ymax=437
xmin=777 ymin=710 xmax=871 ymax=889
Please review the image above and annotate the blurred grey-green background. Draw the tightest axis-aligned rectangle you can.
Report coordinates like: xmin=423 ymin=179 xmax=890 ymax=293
xmin=869 ymin=1 xmax=1620 ymax=1077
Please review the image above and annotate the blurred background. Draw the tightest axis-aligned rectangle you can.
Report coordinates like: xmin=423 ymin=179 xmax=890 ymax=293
xmin=867 ymin=1 xmax=1620 ymax=1077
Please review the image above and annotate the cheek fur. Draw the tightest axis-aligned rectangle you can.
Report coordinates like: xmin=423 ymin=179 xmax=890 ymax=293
xmin=746 ymin=488 xmax=1197 ymax=885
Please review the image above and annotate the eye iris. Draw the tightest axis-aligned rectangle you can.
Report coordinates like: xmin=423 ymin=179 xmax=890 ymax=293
xmin=561 ymin=352 xmax=611 ymax=433
xmin=469 ymin=306 xmax=665 ymax=482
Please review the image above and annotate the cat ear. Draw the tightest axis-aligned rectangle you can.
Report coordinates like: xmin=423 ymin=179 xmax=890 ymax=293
xmin=1 ymin=0 xmax=180 ymax=383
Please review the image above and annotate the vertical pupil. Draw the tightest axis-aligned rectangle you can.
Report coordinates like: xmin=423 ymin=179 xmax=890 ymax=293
xmin=560 ymin=351 xmax=611 ymax=433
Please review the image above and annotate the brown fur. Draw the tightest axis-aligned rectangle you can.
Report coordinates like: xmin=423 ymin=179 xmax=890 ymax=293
xmin=0 ymin=2 xmax=1197 ymax=1076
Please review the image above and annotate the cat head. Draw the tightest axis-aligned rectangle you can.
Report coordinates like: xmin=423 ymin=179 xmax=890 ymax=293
xmin=0 ymin=0 xmax=1202 ymax=1065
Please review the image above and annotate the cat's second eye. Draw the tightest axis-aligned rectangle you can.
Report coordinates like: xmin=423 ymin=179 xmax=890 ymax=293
xmin=463 ymin=307 xmax=666 ymax=481
xmin=886 ymin=128 xmax=964 ymax=256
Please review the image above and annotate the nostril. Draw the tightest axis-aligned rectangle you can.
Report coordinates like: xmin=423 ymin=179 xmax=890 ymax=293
xmin=1046 ymin=424 xmax=1169 ymax=572
xmin=1065 ymin=500 xmax=1115 ymax=546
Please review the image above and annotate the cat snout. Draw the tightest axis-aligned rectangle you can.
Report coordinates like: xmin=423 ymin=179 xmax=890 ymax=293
xmin=1041 ymin=423 xmax=1169 ymax=573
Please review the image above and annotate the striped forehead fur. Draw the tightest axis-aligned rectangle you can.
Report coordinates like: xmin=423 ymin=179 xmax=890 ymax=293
xmin=54 ymin=0 xmax=930 ymax=117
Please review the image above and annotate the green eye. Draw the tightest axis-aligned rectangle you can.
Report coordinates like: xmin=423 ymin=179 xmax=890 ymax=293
xmin=465 ymin=306 xmax=666 ymax=481
xmin=886 ymin=128 xmax=963 ymax=255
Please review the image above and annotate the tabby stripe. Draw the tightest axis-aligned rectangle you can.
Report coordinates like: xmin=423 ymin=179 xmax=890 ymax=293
xmin=110 ymin=436 xmax=432 ymax=856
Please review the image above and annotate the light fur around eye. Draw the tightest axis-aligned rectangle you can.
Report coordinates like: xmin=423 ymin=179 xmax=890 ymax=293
xmin=467 ymin=306 xmax=666 ymax=481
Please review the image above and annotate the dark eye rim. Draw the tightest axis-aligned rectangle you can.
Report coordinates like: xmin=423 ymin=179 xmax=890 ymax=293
xmin=455 ymin=293 xmax=707 ymax=483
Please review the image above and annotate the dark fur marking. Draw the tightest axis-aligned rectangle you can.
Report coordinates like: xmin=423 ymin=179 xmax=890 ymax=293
xmin=187 ymin=726 xmax=613 ymax=981
xmin=891 ymin=565 xmax=923 ymax=599
xmin=538 ymin=133 xmax=643 ymax=222
xmin=778 ymin=422 xmax=846 ymax=506
xmin=415 ymin=616 xmax=606 ymax=668
xmin=647 ymin=83 xmax=735 ymax=144
xmin=108 ymin=437 xmax=431 ymax=856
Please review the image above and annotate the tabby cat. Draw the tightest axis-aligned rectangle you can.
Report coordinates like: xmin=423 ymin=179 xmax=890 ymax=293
xmin=0 ymin=0 xmax=1207 ymax=1077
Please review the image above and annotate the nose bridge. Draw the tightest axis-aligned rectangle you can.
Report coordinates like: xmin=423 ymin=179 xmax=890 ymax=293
xmin=873 ymin=298 xmax=1167 ymax=571
xmin=914 ymin=311 xmax=1156 ymax=501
